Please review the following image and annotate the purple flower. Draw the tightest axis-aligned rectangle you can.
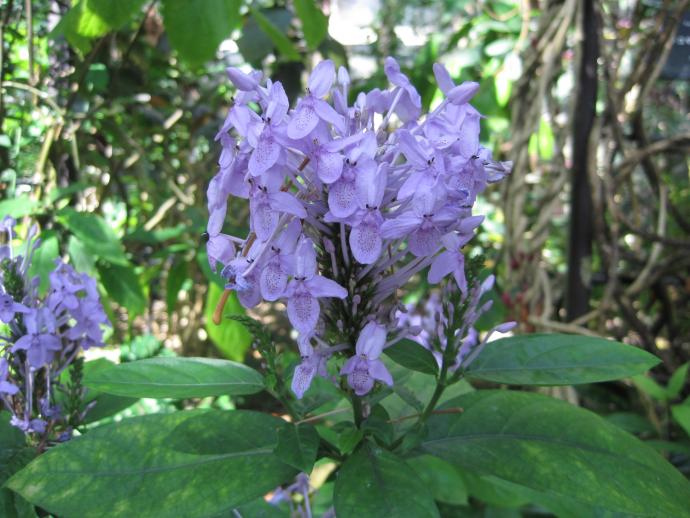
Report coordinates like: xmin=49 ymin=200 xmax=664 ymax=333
xmin=11 ymin=309 xmax=62 ymax=368
xmin=327 ymin=134 xmax=377 ymax=218
xmin=383 ymin=57 xmax=421 ymax=122
xmin=249 ymin=170 xmax=306 ymax=241
xmin=287 ymin=60 xmax=344 ymax=139
xmin=341 ymin=322 xmax=393 ymax=396
xmin=0 ymin=358 xmax=18 ymax=395
xmin=246 ymin=82 xmax=290 ymax=176
xmin=0 ymin=293 xmax=29 ymax=323
xmin=428 ymin=220 xmax=483 ymax=293
xmin=380 ymin=191 xmax=458 ymax=257
xmin=285 ymin=238 xmax=347 ymax=333
xmin=291 ymin=334 xmax=329 ymax=399
xmin=260 ymin=219 xmax=301 ymax=301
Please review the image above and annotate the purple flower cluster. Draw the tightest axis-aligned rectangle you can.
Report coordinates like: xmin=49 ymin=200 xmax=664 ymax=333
xmin=0 ymin=219 xmax=109 ymax=435
xmin=207 ymin=58 xmax=511 ymax=398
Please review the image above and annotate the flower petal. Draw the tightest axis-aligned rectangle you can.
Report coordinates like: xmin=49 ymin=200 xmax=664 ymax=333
xmin=291 ymin=359 xmax=317 ymax=399
xmin=328 ymin=178 xmax=358 ymax=218
xmin=260 ymin=260 xmax=288 ymax=301
xmin=368 ymin=359 xmax=394 ymax=386
xmin=308 ymin=60 xmax=335 ymax=98
xmin=349 ymin=222 xmax=382 ymax=265
xmin=248 ymin=135 xmax=280 ymax=176
xmin=316 ymin=152 xmax=343 ymax=184
xmin=306 ymin=275 xmax=347 ymax=299
xmin=409 ymin=225 xmax=442 ymax=257
xmin=356 ymin=321 xmax=386 ymax=358
xmin=287 ymin=292 xmax=320 ymax=333
xmin=287 ymin=103 xmax=319 ymax=140
xmin=428 ymin=250 xmax=456 ymax=284
xmin=268 ymin=192 xmax=307 ymax=218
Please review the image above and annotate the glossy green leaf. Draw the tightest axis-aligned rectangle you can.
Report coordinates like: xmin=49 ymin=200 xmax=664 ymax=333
xmin=84 ymin=357 xmax=264 ymax=398
xmin=161 ymin=0 xmax=242 ymax=66
xmin=58 ymin=208 xmax=128 ymax=266
xmin=7 ymin=411 xmax=296 ymax=518
xmin=294 ymin=0 xmax=328 ymax=49
xmin=97 ymin=262 xmax=146 ymax=316
xmin=421 ymin=390 xmax=690 ymax=516
xmin=205 ymin=283 xmax=252 ymax=361
xmin=334 ymin=442 xmax=440 ymax=518
xmin=250 ymin=8 xmax=301 ymax=61
xmin=407 ymin=455 xmax=468 ymax=506
xmin=275 ymin=423 xmax=320 ymax=473
xmin=384 ymin=339 xmax=439 ymax=376
xmin=466 ymin=333 xmax=660 ymax=385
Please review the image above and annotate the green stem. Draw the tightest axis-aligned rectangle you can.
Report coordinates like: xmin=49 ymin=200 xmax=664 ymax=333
xmin=351 ymin=393 xmax=363 ymax=428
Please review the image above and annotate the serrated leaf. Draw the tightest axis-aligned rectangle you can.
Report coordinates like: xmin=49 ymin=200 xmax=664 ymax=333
xmin=161 ymin=0 xmax=242 ymax=66
xmin=466 ymin=333 xmax=660 ymax=385
xmin=384 ymin=339 xmax=439 ymax=376
xmin=334 ymin=443 xmax=440 ymax=518
xmin=84 ymin=357 xmax=264 ymax=398
xmin=421 ymin=390 xmax=690 ymax=516
xmin=7 ymin=411 xmax=296 ymax=518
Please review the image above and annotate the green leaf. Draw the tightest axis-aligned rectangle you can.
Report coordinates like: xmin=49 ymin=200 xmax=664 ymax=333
xmin=384 ymin=339 xmax=439 ymax=376
xmin=205 ymin=283 xmax=252 ymax=361
xmin=58 ymin=208 xmax=128 ymax=266
xmin=97 ymin=262 xmax=147 ymax=316
xmin=27 ymin=231 xmax=59 ymax=294
xmin=275 ymin=423 xmax=320 ymax=473
xmin=407 ymin=455 xmax=468 ymax=506
xmin=671 ymin=400 xmax=690 ymax=437
xmin=293 ymin=0 xmax=328 ymax=49
xmin=84 ymin=356 xmax=264 ymax=399
xmin=334 ymin=442 xmax=440 ymax=518
xmin=0 ymin=197 xmax=40 ymax=218
xmin=7 ymin=411 xmax=297 ymax=518
xmin=465 ymin=333 xmax=660 ymax=385
xmin=69 ymin=359 xmax=138 ymax=424
xmin=161 ymin=0 xmax=241 ymax=66
xmin=1 ymin=414 xmax=36 ymax=518
xmin=67 ymin=236 xmax=96 ymax=276
xmin=633 ymin=374 xmax=669 ymax=401
xmin=420 ymin=390 xmax=690 ymax=516
xmin=250 ymin=8 xmax=301 ymax=62
xmin=166 ymin=256 xmax=188 ymax=315
xmin=337 ymin=425 xmax=364 ymax=455
xmin=667 ymin=362 xmax=689 ymax=399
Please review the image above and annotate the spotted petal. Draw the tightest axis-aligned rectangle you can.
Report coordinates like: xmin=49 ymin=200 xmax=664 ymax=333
xmin=287 ymin=291 xmax=320 ymax=333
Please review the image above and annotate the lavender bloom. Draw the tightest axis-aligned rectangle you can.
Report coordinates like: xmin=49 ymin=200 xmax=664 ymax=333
xmin=0 ymin=292 xmax=29 ymax=323
xmin=0 ymin=358 xmax=18 ymax=395
xmin=341 ymin=322 xmax=393 ymax=396
xmin=1 ymin=227 xmax=110 ymax=437
xmin=207 ymin=57 xmax=512 ymax=398
xmin=285 ymin=238 xmax=347 ymax=333
xmin=11 ymin=309 xmax=62 ymax=368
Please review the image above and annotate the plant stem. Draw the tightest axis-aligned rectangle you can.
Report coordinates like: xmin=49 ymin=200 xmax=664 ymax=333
xmin=351 ymin=393 xmax=363 ymax=428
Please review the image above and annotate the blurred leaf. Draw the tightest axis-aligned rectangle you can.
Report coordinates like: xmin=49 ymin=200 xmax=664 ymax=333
xmin=408 ymin=455 xmax=468 ymax=506
xmin=465 ymin=334 xmax=660 ymax=385
xmin=633 ymin=374 xmax=669 ymax=401
xmin=334 ymin=442 xmax=440 ymax=518
xmin=7 ymin=411 xmax=296 ymax=518
xmin=250 ymin=8 xmax=301 ymax=62
xmin=67 ymin=236 xmax=96 ymax=276
xmin=58 ymin=208 xmax=128 ymax=266
xmin=667 ymin=362 xmax=689 ymax=400
xmin=97 ymin=262 xmax=147 ymax=316
xmin=293 ymin=0 xmax=328 ymax=50
xmin=204 ymin=283 xmax=252 ymax=361
xmin=85 ymin=357 xmax=264 ymax=398
xmin=422 ymin=391 xmax=690 ymax=516
xmin=0 ymin=197 xmax=40 ymax=218
xmin=275 ymin=423 xmax=320 ymax=473
xmin=161 ymin=0 xmax=241 ymax=66
xmin=485 ymin=38 xmax=514 ymax=57
xmin=671 ymin=400 xmax=690 ymax=437
xmin=166 ymin=256 xmax=188 ymax=315
xmin=120 ymin=334 xmax=163 ymax=362
xmin=384 ymin=339 xmax=439 ymax=376
xmin=604 ymin=412 xmax=655 ymax=435
xmin=28 ymin=231 xmax=59 ymax=294
xmin=0 ymin=413 xmax=36 ymax=518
